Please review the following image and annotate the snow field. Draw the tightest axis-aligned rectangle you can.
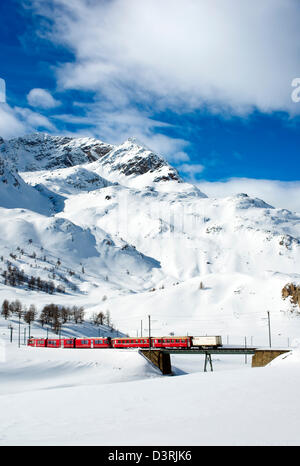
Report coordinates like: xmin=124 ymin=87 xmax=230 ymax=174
xmin=0 ymin=340 xmax=300 ymax=445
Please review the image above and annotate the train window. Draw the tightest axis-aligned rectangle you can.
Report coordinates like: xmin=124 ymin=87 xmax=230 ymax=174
xmin=81 ymin=340 xmax=89 ymax=344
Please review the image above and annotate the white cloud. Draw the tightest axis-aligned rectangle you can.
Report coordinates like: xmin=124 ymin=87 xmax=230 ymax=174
xmin=0 ymin=104 xmax=26 ymax=138
xmin=0 ymin=78 xmax=6 ymax=103
xmin=197 ymin=178 xmax=300 ymax=213
xmin=168 ymin=151 xmax=191 ymax=163
xmin=27 ymin=88 xmax=61 ymax=109
xmin=14 ymin=107 xmax=55 ymax=131
xmin=29 ymin=0 xmax=300 ymax=115
xmin=0 ymin=103 xmax=55 ymax=139
xmin=178 ymin=163 xmax=205 ymax=182
xmin=53 ymin=103 xmax=189 ymax=160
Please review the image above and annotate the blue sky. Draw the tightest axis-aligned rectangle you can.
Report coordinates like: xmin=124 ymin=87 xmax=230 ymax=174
xmin=1 ymin=0 xmax=300 ymax=193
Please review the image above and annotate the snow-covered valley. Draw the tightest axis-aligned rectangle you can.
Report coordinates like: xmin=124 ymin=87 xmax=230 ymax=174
xmin=0 ymin=132 xmax=300 ymax=445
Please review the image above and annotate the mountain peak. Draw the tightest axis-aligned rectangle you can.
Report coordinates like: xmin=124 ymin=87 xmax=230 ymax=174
xmin=98 ymin=136 xmax=183 ymax=187
xmin=124 ymin=136 xmax=151 ymax=150
xmin=2 ymin=133 xmax=113 ymax=171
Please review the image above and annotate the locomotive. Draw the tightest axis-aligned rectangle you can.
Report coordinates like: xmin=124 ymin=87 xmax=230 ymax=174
xmin=27 ymin=335 xmax=222 ymax=349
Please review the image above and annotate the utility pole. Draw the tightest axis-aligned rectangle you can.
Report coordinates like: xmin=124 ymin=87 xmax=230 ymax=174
xmin=9 ymin=325 xmax=13 ymax=343
xmin=141 ymin=320 xmax=143 ymax=338
xmin=267 ymin=311 xmax=272 ymax=348
xmin=148 ymin=315 xmax=151 ymax=349
xmin=244 ymin=336 xmax=247 ymax=364
xmin=18 ymin=314 xmax=21 ymax=348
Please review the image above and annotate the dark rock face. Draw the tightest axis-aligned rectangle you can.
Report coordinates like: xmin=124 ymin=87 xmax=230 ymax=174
xmin=282 ymin=283 xmax=300 ymax=307
xmin=110 ymin=153 xmax=181 ymax=181
xmin=99 ymin=137 xmax=184 ymax=184
xmin=114 ymin=154 xmax=164 ymax=176
xmin=1 ymin=133 xmax=114 ymax=171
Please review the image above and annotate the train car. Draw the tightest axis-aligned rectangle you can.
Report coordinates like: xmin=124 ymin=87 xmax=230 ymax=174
xmin=75 ymin=338 xmax=92 ymax=348
xmin=28 ymin=338 xmax=47 ymax=347
xmin=62 ymin=338 xmax=76 ymax=348
xmin=28 ymin=338 xmax=62 ymax=348
xmin=112 ymin=337 xmax=151 ymax=348
xmin=92 ymin=337 xmax=111 ymax=348
xmin=191 ymin=336 xmax=222 ymax=348
xmin=75 ymin=337 xmax=112 ymax=348
xmin=152 ymin=337 xmax=192 ymax=349
xmin=46 ymin=338 xmax=62 ymax=348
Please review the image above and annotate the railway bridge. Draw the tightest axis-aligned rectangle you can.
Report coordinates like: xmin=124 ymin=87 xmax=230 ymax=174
xmin=139 ymin=347 xmax=290 ymax=375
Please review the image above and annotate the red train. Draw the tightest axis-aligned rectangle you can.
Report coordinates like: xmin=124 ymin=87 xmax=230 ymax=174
xmin=27 ymin=335 xmax=222 ymax=349
xmin=28 ymin=337 xmax=112 ymax=348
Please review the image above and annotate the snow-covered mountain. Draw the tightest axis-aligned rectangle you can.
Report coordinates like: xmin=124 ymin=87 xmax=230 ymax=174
xmin=0 ymin=132 xmax=299 ymax=343
xmin=0 ymin=133 xmax=113 ymax=171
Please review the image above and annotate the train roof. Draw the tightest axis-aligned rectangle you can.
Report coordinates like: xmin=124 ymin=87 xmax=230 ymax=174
xmin=112 ymin=336 xmax=190 ymax=339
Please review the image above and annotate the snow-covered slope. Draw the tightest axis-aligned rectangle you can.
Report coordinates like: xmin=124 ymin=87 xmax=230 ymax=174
xmin=0 ymin=132 xmax=299 ymax=343
xmin=0 ymin=154 xmax=53 ymax=214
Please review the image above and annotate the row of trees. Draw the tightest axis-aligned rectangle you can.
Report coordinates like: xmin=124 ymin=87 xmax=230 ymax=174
xmin=39 ymin=304 xmax=85 ymax=329
xmin=1 ymin=299 xmax=117 ymax=336
xmin=1 ymin=299 xmax=86 ymax=335
xmin=1 ymin=299 xmax=37 ymax=325
xmin=1 ymin=264 xmax=66 ymax=294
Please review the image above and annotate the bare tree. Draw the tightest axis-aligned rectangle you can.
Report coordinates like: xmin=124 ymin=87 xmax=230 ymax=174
xmin=24 ymin=304 xmax=37 ymax=325
xmin=92 ymin=311 xmax=105 ymax=326
xmin=9 ymin=299 xmax=22 ymax=317
xmin=1 ymin=299 xmax=10 ymax=319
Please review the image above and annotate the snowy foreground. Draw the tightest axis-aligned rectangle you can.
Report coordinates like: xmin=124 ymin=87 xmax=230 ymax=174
xmin=1 ymin=337 xmax=300 ymax=446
